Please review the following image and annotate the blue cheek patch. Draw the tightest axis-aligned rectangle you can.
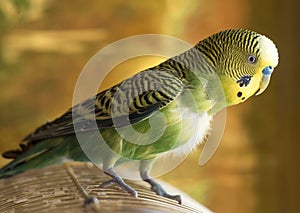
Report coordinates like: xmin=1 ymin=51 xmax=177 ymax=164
xmin=237 ymin=75 xmax=252 ymax=87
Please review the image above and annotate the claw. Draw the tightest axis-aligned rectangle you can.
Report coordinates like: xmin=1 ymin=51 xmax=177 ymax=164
xmin=145 ymin=178 xmax=182 ymax=204
xmin=140 ymin=160 xmax=182 ymax=204
xmin=100 ymin=176 xmax=138 ymax=197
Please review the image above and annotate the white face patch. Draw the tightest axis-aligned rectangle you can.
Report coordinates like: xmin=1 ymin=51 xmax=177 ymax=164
xmin=258 ymin=35 xmax=279 ymax=68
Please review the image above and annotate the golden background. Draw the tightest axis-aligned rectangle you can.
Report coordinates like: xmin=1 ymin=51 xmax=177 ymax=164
xmin=0 ymin=0 xmax=299 ymax=212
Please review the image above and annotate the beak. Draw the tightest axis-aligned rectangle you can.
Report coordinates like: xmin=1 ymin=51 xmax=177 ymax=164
xmin=255 ymin=66 xmax=273 ymax=96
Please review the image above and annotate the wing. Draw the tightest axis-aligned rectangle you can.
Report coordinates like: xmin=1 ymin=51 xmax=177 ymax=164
xmin=22 ymin=69 xmax=186 ymax=143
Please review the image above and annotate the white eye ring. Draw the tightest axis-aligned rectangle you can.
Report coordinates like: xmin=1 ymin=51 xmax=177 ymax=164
xmin=248 ymin=55 xmax=257 ymax=64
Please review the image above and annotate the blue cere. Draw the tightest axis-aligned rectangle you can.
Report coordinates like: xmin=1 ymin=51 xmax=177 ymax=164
xmin=262 ymin=66 xmax=273 ymax=76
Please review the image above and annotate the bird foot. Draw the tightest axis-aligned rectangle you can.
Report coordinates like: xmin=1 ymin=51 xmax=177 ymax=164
xmin=99 ymin=176 xmax=138 ymax=197
xmin=147 ymin=179 xmax=182 ymax=204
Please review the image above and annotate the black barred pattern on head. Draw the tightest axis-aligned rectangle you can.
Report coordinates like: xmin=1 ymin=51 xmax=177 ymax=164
xmin=210 ymin=29 xmax=260 ymax=53
xmin=195 ymin=29 xmax=262 ymax=79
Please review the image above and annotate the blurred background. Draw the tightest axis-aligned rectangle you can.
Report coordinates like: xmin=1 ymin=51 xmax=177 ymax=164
xmin=0 ymin=0 xmax=299 ymax=212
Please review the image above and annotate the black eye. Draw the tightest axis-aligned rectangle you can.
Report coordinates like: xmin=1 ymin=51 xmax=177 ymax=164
xmin=248 ymin=55 xmax=257 ymax=64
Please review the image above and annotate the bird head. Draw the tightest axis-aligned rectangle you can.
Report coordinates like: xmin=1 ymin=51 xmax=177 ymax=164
xmin=197 ymin=29 xmax=279 ymax=106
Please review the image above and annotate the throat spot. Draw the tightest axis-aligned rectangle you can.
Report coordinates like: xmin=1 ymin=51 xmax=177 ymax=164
xmin=236 ymin=75 xmax=252 ymax=87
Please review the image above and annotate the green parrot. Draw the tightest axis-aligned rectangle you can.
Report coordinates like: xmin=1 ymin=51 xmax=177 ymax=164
xmin=0 ymin=29 xmax=278 ymax=204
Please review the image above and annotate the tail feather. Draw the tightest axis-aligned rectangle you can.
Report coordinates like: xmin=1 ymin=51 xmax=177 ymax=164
xmin=0 ymin=138 xmax=65 ymax=178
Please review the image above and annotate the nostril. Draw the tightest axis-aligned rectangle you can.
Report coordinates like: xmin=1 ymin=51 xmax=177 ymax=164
xmin=262 ymin=66 xmax=273 ymax=75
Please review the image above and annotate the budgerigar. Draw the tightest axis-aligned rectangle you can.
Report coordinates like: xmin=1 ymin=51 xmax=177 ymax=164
xmin=0 ymin=29 xmax=279 ymax=204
